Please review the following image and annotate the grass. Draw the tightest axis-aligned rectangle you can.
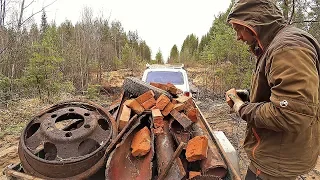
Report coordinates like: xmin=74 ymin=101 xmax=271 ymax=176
xmin=0 ymin=93 xmax=114 ymax=140
xmin=0 ymin=123 xmax=25 ymax=138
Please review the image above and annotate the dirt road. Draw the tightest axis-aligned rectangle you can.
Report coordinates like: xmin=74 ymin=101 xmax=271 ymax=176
xmin=1 ymin=98 xmax=319 ymax=179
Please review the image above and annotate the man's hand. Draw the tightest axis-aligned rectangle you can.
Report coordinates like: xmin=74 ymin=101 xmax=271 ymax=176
xmin=225 ymin=88 xmax=244 ymax=114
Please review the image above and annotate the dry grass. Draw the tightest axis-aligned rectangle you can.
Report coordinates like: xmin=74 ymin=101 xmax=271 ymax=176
xmin=0 ymin=98 xmax=46 ymax=138
xmin=0 ymin=93 xmax=114 ymax=139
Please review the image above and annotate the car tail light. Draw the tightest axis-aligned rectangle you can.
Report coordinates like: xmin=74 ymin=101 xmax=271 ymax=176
xmin=184 ymin=92 xmax=190 ymax=97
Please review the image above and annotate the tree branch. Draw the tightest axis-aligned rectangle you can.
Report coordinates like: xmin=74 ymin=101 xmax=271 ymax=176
xmin=0 ymin=47 xmax=6 ymax=55
xmin=288 ymin=0 xmax=295 ymax=25
xmin=0 ymin=0 xmax=3 ymax=26
xmin=17 ymin=0 xmax=25 ymax=29
xmin=0 ymin=0 xmax=6 ymax=27
xmin=292 ymin=20 xmax=320 ymax=23
xmin=23 ymin=0 xmax=35 ymax=10
xmin=20 ymin=0 xmax=57 ymax=28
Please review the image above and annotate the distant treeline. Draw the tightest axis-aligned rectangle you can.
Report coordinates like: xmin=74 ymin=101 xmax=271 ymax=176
xmin=168 ymin=0 xmax=319 ymax=96
xmin=0 ymin=7 xmax=152 ymax=102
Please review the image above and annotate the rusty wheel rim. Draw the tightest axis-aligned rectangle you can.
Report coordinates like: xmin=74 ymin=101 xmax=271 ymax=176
xmin=19 ymin=100 xmax=115 ymax=178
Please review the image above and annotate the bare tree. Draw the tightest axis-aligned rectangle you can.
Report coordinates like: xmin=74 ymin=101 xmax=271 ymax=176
xmin=0 ymin=0 xmax=6 ymax=27
xmin=288 ymin=0 xmax=295 ymax=24
xmin=17 ymin=0 xmax=57 ymax=30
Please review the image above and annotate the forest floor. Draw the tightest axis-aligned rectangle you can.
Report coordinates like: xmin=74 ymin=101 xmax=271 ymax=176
xmin=0 ymin=67 xmax=319 ymax=179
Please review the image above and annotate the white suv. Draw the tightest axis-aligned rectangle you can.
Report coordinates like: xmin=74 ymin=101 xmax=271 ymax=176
xmin=141 ymin=64 xmax=191 ymax=96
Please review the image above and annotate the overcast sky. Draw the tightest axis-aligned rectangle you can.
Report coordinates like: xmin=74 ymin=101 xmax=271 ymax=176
xmin=34 ymin=0 xmax=231 ymax=60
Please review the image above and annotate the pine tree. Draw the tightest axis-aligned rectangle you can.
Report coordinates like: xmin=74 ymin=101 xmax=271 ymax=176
xmin=139 ymin=41 xmax=151 ymax=62
xmin=40 ymin=10 xmax=48 ymax=35
xmin=155 ymin=49 xmax=163 ymax=64
xmin=198 ymin=34 xmax=210 ymax=53
xmin=180 ymin=34 xmax=199 ymax=62
xmin=168 ymin=45 xmax=179 ymax=63
xmin=24 ymin=26 xmax=70 ymax=100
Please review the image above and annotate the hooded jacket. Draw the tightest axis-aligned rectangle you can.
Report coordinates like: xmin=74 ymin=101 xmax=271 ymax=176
xmin=227 ymin=0 xmax=320 ymax=177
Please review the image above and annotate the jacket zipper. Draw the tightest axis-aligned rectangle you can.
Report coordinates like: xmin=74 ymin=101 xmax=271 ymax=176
xmin=252 ymin=128 xmax=261 ymax=160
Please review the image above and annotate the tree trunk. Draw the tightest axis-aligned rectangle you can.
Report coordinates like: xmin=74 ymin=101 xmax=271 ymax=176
xmin=36 ymin=76 xmax=42 ymax=100
xmin=9 ymin=63 xmax=14 ymax=99
xmin=18 ymin=0 xmax=25 ymax=30
xmin=0 ymin=0 xmax=5 ymax=27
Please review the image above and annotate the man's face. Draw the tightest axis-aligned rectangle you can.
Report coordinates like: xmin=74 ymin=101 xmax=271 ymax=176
xmin=232 ymin=24 xmax=256 ymax=46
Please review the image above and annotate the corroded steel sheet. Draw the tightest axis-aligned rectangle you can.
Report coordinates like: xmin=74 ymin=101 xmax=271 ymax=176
xmin=156 ymin=120 xmax=186 ymax=180
xmin=105 ymin=114 xmax=154 ymax=180
xmin=169 ymin=118 xmax=191 ymax=148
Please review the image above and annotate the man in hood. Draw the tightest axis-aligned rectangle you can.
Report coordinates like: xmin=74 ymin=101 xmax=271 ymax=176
xmin=225 ymin=0 xmax=320 ymax=179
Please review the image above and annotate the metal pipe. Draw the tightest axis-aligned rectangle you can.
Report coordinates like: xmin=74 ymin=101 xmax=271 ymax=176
xmin=192 ymin=122 xmax=228 ymax=178
xmin=156 ymin=121 xmax=186 ymax=180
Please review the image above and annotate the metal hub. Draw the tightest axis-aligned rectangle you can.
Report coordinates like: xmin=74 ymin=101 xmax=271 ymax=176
xmin=18 ymin=100 xmax=116 ymax=179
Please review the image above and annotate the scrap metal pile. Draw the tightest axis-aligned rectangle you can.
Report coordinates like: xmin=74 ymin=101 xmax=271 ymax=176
xmin=15 ymin=77 xmax=234 ymax=180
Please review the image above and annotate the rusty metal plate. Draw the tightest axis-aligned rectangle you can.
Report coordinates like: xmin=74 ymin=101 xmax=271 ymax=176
xmin=169 ymin=118 xmax=191 ymax=147
xmin=156 ymin=120 xmax=186 ymax=180
xmin=18 ymin=100 xmax=116 ymax=179
xmin=105 ymin=114 xmax=154 ymax=180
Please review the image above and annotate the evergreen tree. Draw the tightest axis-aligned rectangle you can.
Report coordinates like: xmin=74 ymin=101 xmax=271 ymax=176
xmin=198 ymin=3 xmax=253 ymax=94
xmin=139 ymin=40 xmax=151 ymax=62
xmin=168 ymin=44 xmax=179 ymax=63
xmin=128 ymin=30 xmax=139 ymax=52
xmin=121 ymin=43 xmax=135 ymax=68
xmin=180 ymin=34 xmax=199 ymax=62
xmin=111 ymin=21 xmax=126 ymax=59
xmin=40 ymin=10 xmax=48 ymax=34
xmin=198 ymin=33 xmax=210 ymax=53
xmin=155 ymin=49 xmax=163 ymax=64
xmin=24 ymin=26 xmax=72 ymax=100
xmin=29 ymin=23 xmax=40 ymax=44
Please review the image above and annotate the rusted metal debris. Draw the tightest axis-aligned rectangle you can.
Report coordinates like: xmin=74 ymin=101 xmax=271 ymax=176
xmin=105 ymin=114 xmax=139 ymax=155
xmin=18 ymin=100 xmax=116 ymax=179
xmin=192 ymin=122 xmax=228 ymax=178
xmin=170 ymin=109 xmax=193 ymax=130
xmin=169 ymin=118 xmax=191 ymax=148
xmin=105 ymin=114 xmax=154 ymax=180
xmin=156 ymin=121 xmax=186 ymax=180
xmin=7 ymin=77 xmax=242 ymax=180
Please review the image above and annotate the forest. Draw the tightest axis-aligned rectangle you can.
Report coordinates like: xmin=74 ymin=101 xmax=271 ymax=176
xmin=0 ymin=0 xmax=319 ymax=103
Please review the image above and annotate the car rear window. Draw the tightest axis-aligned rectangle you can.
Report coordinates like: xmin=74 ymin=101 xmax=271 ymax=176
xmin=146 ymin=71 xmax=184 ymax=85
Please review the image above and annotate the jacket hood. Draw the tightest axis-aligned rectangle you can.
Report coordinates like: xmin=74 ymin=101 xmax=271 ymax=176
xmin=227 ymin=0 xmax=286 ymax=54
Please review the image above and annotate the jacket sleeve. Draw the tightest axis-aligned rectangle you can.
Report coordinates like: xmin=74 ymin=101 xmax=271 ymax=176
xmin=239 ymin=47 xmax=319 ymax=132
